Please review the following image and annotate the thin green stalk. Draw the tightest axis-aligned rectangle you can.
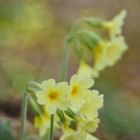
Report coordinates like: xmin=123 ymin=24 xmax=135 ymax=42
xmin=49 ymin=39 xmax=69 ymax=140
xmin=49 ymin=115 xmax=54 ymax=140
xmin=61 ymin=41 xmax=69 ymax=81
xmin=19 ymin=92 xmax=28 ymax=140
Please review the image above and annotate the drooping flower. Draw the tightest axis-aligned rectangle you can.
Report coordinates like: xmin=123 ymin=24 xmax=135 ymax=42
xmin=61 ymin=129 xmax=99 ymax=140
xmin=92 ymin=36 xmax=128 ymax=77
xmin=77 ymin=117 xmax=100 ymax=133
xmin=77 ymin=60 xmax=93 ymax=78
xmin=60 ymin=116 xmax=100 ymax=140
xmin=79 ymin=90 xmax=103 ymax=119
xmin=103 ymin=10 xmax=127 ymax=38
xmin=36 ymin=79 xmax=70 ymax=114
xmin=105 ymin=36 xmax=128 ymax=66
xmin=60 ymin=125 xmax=87 ymax=140
xmin=69 ymin=74 xmax=94 ymax=111
xmin=60 ymin=110 xmax=100 ymax=140
xmin=34 ymin=107 xmax=60 ymax=137
xmin=34 ymin=110 xmax=50 ymax=136
xmin=92 ymin=41 xmax=108 ymax=73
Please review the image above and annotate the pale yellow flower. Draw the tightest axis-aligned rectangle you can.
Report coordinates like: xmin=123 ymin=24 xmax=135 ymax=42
xmin=77 ymin=60 xmax=93 ymax=78
xmin=79 ymin=90 xmax=103 ymax=119
xmin=105 ymin=36 xmax=128 ymax=66
xmin=60 ymin=126 xmax=86 ymax=140
xmin=92 ymin=42 xmax=108 ymax=72
xmin=103 ymin=10 xmax=127 ymax=38
xmin=36 ymin=79 xmax=70 ymax=114
xmin=34 ymin=111 xmax=50 ymax=136
xmin=60 ymin=116 xmax=99 ymax=140
xmin=77 ymin=116 xmax=100 ymax=133
xmin=60 ymin=91 xmax=102 ymax=139
xmin=92 ymin=36 xmax=128 ymax=77
xmin=85 ymin=134 xmax=99 ymax=140
xmin=69 ymin=74 xmax=94 ymax=111
xmin=61 ymin=131 xmax=99 ymax=140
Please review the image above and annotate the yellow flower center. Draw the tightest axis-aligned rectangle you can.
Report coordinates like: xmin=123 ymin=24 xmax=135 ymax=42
xmin=71 ymin=86 xmax=79 ymax=96
xmin=48 ymin=91 xmax=58 ymax=100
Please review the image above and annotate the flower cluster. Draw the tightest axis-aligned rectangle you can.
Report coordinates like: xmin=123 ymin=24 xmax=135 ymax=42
xmin=29 ymin=10 xmax=128 ymax=140
xmin=33 ymin=74 xmax=103 ymax=140
xmin=72 ymin=10 xmax=128 ymax=78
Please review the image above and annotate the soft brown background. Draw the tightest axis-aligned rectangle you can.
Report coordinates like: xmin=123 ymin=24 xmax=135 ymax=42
xmin=0 ymin=0 xmax=140 ymax=140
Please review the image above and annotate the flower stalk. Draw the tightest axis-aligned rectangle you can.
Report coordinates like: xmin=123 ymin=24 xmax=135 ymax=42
xmin=19 ymin=92 xmax=28 ymax=140
xmin=49 ymin=39 xmax=70 ymax=140
xmin=60 ymin=40 xmax=69 ymax=81
xmin=49 ymin=115 xmax=54 ymax=140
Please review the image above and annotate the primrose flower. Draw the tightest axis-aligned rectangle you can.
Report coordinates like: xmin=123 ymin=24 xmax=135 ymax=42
xmin=34 ymin=110 xmax=50 ymax=136
xmin=79 ymin=90 xmax=103 ymax=119
xmin=103 ymin=10 xmax=127 ymax=38
xmin=105 ymin=36 xmax=128 ymax=66
xmin=77 ymin=60 xmax=93 ymax=78
xmin=92 ymin=36 xmax=128 ymax=77
xmin=69 ymin=74 xmax=94 ymax=111
xmin=61 ymin=119 xmax=99 ymax=140
xmin=60 ymin=126 xmax=86 ymax=140
xmin=61 ymin=131 xmax=99 ymax=140
xmin=36 ymin=79 xmax=70 ymax=114
xmin=77 ymin=117 xmax=100 ymax=133
xmin=92 ymin=41 xmax=108 ymax=77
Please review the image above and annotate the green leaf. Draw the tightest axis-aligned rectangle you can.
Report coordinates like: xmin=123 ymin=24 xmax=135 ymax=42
xmin=0 ymin=121 xmax=15 ymax=140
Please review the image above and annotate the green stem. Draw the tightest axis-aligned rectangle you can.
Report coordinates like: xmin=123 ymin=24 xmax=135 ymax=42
xmin=50 ymin=115 xmax=54 ymax=140
xmin=19 ymin=92 xmax=28 ymax=140
xmin=49 ymin=39 xmax=69 ymax=140
xmin=61 ymin=41 xmax=69 ymax=81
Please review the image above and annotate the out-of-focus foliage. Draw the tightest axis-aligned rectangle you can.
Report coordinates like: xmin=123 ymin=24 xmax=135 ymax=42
xmin=95 ymin=76 xmax=140 ymax=139
xmin=2 ymin=58 xmax=35 ymax=92
xmin=0 ymin=0 xmax=57 ymax=95
xmin=0 ymin=121 xmax=15 ymax=140
xmin=0 ymin=0 xmax=54 ymax=48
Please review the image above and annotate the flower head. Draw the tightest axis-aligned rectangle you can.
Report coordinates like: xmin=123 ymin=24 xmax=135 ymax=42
xmin=92 ymin=36 xmax=128 ymax=77
xmin=36 ymin=79 xmax=70 ymax=114
xmin=69 ymin=74 xmax=94 ymax=111
xmin=103 ymin=10 xmax=127 ymax=38
xmin=60 ymin=125 xmax=86 ymax=140
xmin=79 ymin=90 xmax=103 ymax=119
xmin=105 ymin=36 xmax=128 ymax=66
xmin=77 ymin=117 xmax=100 ymax=133
xmin=60 ymin=116 xmax=99 ymax=140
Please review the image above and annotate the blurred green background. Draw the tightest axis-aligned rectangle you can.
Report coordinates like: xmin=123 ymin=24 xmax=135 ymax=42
xmin=0 ymin=0 xmax=140 ymax=140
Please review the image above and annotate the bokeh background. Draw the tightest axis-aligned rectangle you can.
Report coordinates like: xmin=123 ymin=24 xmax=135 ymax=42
xmin=0 ymin=0 xmax=140 ymax=140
